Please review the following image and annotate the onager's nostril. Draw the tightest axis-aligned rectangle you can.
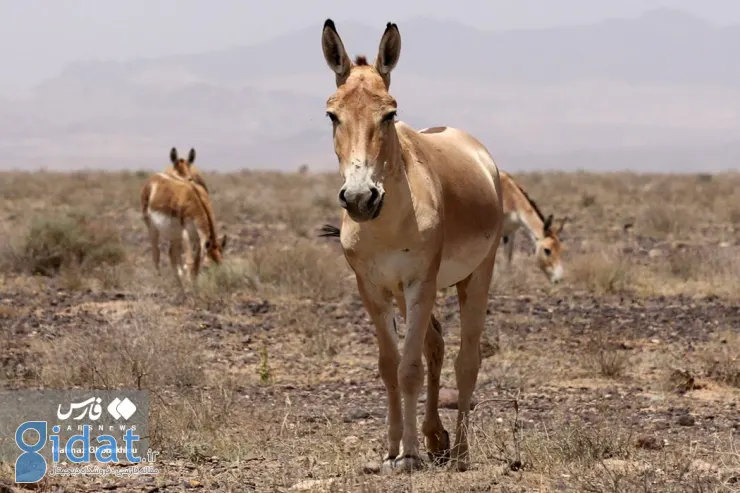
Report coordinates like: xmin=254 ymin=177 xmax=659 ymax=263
xmin=338 ymin=189 xmax=348 ymax=208
xmin=368 ymin=187 xmax=379 ymax=207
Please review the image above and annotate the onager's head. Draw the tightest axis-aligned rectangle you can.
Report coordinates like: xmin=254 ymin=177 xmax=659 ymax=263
xmin=169 ymin=147 xmax=208 ymax=192
xmin=204 ymin=234 xmax=228 ymax=266
xmin=536 ymin=215 xmax=567 ymax=284
xmin=321 ymin=19 xmax=402 ymax=223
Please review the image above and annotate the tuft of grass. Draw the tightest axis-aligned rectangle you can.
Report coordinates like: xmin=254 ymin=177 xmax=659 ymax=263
xmin=3 ymin=212 xmax=125 ymax=277
xmin=568 ymin=250 xmax=632 ymax=294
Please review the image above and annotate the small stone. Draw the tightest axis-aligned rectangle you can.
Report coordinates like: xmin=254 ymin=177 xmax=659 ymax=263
xmin=677 ymin=415 xmax=696 ymax=427
xmin=343 ymin=435 xmax=360 ymax=448
xmin=343 ymin=409 xmax=371 ymax=422
xmin=183 ymin=479 xmax=203 ymax=489
xmin=691 ymin=459 xmax=718 ymax=473
xmin=648 ymin=249 xmax=663 ymax=258
xmin=291 ymin=478 xmax=336 ymax=491
xmin=437 ymin=388 xmax=478 ymax=410
xmin=359 ymin=461 xmax=381 ymax=475
xmin=635 ymin=434 xmax=664 ymax=450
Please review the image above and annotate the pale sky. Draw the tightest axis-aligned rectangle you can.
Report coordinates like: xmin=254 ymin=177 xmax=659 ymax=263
xmin=1 ymin=0 xmax=739 ymax=88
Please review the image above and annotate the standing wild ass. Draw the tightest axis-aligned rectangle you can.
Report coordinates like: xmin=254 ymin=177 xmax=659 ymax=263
xmin=140 ymin=152 xmax=226 ymax=295
xmin=320 ymin=19 xmax=504 ymax=472
xmin=500 ymin=171 xmax=567 ymax=283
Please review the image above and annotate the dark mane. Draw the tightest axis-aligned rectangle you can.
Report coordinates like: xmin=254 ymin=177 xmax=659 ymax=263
xmin=354 ymin=55 xmax=368 ymax=66
xmin=512 ymin=179 xmax=545 ymax=223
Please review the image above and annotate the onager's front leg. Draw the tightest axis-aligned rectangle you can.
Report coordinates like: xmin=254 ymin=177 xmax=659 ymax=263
xmin=452 ymin=247 xmax=498 ymax=471
xmin=395 ymin=277 xmax=437 ymax=471
xmin=395 ymin=297 xmax=450 ymax=466
xmin=356 ymin=279 xmax=402 ymax=469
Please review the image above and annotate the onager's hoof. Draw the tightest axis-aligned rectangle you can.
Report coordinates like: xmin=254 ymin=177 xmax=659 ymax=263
xmin=425 ymin=429 xmax=451 ymax=466
xmin=381 ymin=455 xmax=425 ymax=474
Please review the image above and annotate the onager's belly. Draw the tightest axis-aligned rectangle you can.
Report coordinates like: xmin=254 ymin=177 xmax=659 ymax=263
xmin=148 ymin=210 xmax=182 ymax=240
xmin=436 ymin=234 xmax=496 ymax=289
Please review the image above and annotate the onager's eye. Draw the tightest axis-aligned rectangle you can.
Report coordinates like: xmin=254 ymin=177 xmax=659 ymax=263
xmin=382 ymin=111 xmax=397 ymax=123
xmin=326 ymin=111 xmax=339 ymax=124
xmin=544 ymin=248 xmax=552 ymax=256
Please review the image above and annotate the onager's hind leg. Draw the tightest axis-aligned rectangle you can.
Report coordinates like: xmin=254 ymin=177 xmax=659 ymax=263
xmin=452 ymin=246 xmax=498 ymax=471
xmin=144 ymin=216 xmax=161 ymax=274
xmin=357 ymin=279 xmax=402 ymax=470
xmin=168 ymin=236 xmax=186 ymax=296
xmin=423 ymin=315 xmax=450 ymax=464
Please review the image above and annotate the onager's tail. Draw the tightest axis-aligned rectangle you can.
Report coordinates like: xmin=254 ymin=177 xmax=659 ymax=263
xmin=317 ymin=224 xmax=341 ymax=238
xmin=140 ymin=181 xmax=152 ymax=216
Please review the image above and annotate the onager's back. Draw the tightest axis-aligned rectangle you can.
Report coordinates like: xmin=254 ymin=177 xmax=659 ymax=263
xmin=140 ymin=158 xmax=226 ymax=295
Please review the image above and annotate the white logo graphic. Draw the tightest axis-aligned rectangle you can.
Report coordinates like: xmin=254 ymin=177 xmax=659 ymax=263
xmin=57 ymin=397 xmax=103 ymax=421
xmin=107 ymin=397 xmax=137 ymax=420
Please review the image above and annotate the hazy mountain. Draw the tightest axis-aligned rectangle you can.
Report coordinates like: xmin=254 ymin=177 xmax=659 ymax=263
xmin=1 ymin=8 xmax=739 ymax=172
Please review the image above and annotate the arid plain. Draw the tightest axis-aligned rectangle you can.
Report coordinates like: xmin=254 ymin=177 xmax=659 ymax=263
xmin=1 ymin=168 xmax=739 ymax=492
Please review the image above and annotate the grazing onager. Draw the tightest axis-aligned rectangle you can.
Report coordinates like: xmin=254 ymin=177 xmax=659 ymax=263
xmin=164 ymin=147 xmax=213 ymax=270
xmin=320 ymin=19 xmax=504 ymax=472
xmin=500 ymin=171 xmax=567 ymax=283
xmin=140 ymin=158 xmax=226 ymax=294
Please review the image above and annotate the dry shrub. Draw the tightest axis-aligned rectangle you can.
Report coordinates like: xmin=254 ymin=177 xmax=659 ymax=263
xmin=525 ymin=419 xmax=633 ymax=473
xmin=568 ymin=250 xmax=632 ymax=294
xmin=698 ymin=331 xmax=740 ymax=389
xmin=639 ymin=205 xmax=688 ymax=239
xmin=585 ymin=338 xmax=629 ymax=379
xmin=646 ymin=247 xmax=740 ymax=297
xmin=150 ymin=384 xmax=244 ymax=462
xmin=31 ymin=301 xmax=204 ymax=389
xmin=198 ymin=240 xmax=348 ymax=301
xmin=246 ymin=240 xmax=349 ymax=301
xmin=2 ymin=212 xmax=125 ymax=276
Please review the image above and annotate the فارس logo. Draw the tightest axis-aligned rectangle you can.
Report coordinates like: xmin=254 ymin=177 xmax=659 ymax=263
xmin=107 ymin=397 xmax=137 ymax=420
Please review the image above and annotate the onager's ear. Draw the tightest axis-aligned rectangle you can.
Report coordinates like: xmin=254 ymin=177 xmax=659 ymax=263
xmin=170 ymin=147 xmax=178 ymax=165
xmin=375 ymin=22 xmax=401 ymax=87
xmin=555 ymin=216 xmax=568 ymax=234
xmin=220 ymin=234 xmax=228 ymax=250
xmin=322 ymin=19 xmax=352 ymax=86
xmin=187 ymin=148 xmax=196 ymax=166
xmin=543 ymin=214 xmax=554 ymax=234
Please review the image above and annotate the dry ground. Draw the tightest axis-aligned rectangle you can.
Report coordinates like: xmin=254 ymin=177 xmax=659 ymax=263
xmin=1 ymin=169 xmax=740 ymax=492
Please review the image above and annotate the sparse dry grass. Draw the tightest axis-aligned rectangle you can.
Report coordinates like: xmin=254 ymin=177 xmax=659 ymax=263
xmin=1 ymin=169 xmax=740 ymax=492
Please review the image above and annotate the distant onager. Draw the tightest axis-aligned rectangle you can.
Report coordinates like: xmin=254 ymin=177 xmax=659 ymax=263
xmin=500 ymin=171 xmax=567 ymax=283
xmin=319 ymin=19 xmax=504 ymax=472
xmin=140 ymin=151 xmax=226 ymax=295
xmin=163 ymin=147 xmax=213 ymax=270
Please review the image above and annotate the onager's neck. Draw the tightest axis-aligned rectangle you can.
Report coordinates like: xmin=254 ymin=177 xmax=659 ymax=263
xmin=510 ymin=184 xmax=546 ymax=244
xmin=189 ymin=184 xmax=218 ymax=245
